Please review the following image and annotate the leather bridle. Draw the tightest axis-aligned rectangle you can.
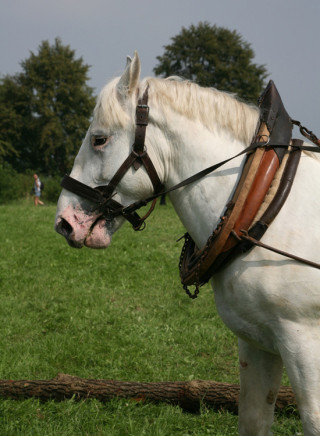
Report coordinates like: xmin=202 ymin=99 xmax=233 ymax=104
xmin=61 ymin=85 xmax=265 ymax=231
xmin=61 ymin=86 xmax=164 ymax=230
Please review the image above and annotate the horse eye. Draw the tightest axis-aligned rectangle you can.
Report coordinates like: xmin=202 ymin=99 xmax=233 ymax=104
xmin=92 ymin=136 xmax=109 ymax=147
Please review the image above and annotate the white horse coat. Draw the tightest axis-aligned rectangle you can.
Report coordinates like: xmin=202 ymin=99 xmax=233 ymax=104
xmin=55 ymin=52 xmax=320 ymax=435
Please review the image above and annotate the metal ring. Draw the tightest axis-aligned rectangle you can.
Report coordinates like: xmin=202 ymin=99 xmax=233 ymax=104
xmin=132 ymin=148 xmax=147 ymax=158
xmin=257 ymin=134 xmax=270 ymax=145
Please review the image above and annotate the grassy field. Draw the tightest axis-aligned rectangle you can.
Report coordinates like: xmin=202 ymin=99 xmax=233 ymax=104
xmin=0 ymin=200 xmax=301 ymax=435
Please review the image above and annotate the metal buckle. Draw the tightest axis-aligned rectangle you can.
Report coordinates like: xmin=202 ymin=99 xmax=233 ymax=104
xmin=136 ymin=105 xmax=149 ymax=126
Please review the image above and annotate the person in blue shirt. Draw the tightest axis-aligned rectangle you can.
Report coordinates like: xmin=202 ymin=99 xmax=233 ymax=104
xmin=33 ymin=174 xmax=44 ymax=206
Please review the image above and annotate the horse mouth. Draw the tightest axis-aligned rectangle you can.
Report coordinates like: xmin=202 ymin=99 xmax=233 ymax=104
xmin=84 ymin=218 xmax=112 ymax=248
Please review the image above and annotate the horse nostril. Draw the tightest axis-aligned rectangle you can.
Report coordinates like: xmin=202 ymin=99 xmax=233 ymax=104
xmin=56 ymin=218 xmax=73 ymax=239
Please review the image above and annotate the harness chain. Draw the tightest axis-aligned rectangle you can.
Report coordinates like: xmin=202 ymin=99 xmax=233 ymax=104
xmin=291 ymin=119 xmax=320 ymax=147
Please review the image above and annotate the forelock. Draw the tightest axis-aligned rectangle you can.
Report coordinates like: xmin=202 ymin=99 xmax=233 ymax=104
xmin=93 ymin=78 xmax=132 ymax=129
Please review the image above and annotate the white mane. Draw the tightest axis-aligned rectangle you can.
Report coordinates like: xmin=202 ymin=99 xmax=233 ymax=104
xmin=142 ymin=77 xmax=259 ymax=144
xmin=94 ymin=76 xmax=260 ymax=145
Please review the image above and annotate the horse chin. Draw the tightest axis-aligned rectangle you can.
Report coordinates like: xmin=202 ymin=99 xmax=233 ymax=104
xmin=84 ymin=218 xmax=112 ymax=249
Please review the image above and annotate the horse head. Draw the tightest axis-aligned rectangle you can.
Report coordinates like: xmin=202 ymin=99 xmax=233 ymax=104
xmin=55 ymin=52 xmax=166 ymax=249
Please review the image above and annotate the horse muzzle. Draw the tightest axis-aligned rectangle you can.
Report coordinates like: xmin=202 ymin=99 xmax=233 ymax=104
xmin=55 ymin=205 xmax=112 ymax=249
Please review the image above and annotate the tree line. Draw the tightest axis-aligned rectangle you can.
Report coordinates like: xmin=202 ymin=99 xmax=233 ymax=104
xmin=0 ymin=23 xmax=268 ymax=203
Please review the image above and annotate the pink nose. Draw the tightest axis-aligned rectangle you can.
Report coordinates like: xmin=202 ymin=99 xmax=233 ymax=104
xmin=55 ymin=205 xmax=111 ymax=249
xmin=55 ymin=207 xmax=97 ymax=248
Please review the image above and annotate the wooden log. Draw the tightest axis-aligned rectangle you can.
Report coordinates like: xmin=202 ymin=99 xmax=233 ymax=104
xmin=0 ymin=374 xmax=296 ymax=414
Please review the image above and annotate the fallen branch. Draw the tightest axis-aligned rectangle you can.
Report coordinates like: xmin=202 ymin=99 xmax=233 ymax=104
xmin=0 ymin=374 xmax=296 ymax=414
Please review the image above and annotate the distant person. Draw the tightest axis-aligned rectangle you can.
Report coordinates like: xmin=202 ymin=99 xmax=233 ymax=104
xmin=33 ymin=174 xmax=44 ymax=206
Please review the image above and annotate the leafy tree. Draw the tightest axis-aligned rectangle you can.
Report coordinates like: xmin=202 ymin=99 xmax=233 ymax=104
xmin=0 ymin=38 xmax=95 ymax=175
xmin=154 ymin=22 xmax=268 ymax=103
xmin=0 ymin=77 xmax=26 ymax=164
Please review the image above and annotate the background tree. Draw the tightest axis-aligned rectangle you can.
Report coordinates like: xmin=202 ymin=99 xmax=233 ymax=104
xmin=154 ymin=22 xmax=268 ymax=103
xmin=0 ymin=38 xmax=95 ymax=176
xmin=0 ymin=76 xmax=27 ymax=165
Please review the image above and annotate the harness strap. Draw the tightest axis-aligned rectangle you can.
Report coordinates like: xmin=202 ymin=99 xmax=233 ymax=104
xmin=120 ymin=141 xmax=320 ymax=217
xmin=120 ymin=141 xmax=262 ymax=217
xmin=237 ymin=230 xmax=320 ymax=270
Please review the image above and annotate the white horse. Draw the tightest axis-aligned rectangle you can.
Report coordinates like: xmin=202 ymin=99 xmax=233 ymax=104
xmin=55 ymin=52 xmax=320 ymax=435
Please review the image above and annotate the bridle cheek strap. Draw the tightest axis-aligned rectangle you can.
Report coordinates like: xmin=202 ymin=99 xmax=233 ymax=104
xmin=61 ymin=86 xmax=163 ymax=230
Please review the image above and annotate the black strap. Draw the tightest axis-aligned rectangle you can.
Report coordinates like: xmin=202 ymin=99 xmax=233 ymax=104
xmin=133 ymin=86 xmax=149 ymax=155
xmin=61 ymin=174 xmax=143 ymax=229
xmin=61 ymin=174 xmax=106 ymax=205
xmin=121 ymin=140 xmax=320 ymax=216
xmin=107 ymin=87 xmax=163 ymax=193
xmin=120 ymin=142 xmax=259 ymax=215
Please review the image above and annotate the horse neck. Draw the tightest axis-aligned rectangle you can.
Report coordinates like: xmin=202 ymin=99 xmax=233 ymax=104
xmin=159 ymin=112 xmax=256 ymax=247
xmin=144 ymin=79 xmax=259 ymax=246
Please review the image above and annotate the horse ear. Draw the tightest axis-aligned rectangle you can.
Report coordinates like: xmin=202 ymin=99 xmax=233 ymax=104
xmin=126 ymin=55 xmax=132 ymax=66
xmin=117 ymin=51 xmax=140 ymax=100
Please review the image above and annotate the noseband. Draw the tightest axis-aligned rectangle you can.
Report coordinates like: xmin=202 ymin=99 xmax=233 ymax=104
xmin=61 ymin=87 xmax=164 ymax=230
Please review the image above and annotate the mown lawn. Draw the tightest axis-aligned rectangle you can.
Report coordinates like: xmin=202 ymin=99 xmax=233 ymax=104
xmin=0 ymin=200 xmax=301 ymax=435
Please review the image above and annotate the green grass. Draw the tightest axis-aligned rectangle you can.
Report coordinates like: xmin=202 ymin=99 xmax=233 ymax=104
xmin=0 ymin=200 xmax=302 ymax=435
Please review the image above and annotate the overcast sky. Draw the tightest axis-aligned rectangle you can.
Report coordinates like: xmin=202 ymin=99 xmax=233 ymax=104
xmin=1 ymin=0 xmax=319 ymax=135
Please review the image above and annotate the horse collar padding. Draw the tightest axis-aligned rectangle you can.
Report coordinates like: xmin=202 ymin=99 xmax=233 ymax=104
xmin=179 ymin=81 xmax=301 ymax=294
